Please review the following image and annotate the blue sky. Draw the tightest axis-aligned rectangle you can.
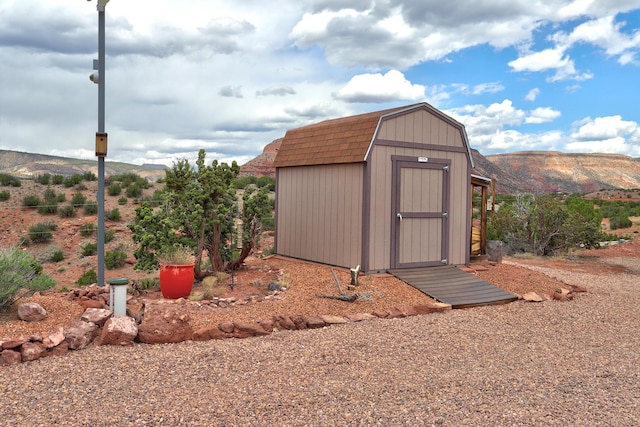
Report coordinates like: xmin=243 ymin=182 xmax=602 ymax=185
xmin=0 ymin=0 xmax=639 ymax=167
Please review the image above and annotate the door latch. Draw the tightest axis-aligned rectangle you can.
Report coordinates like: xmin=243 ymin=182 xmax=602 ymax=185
xmin=396 ymin=213 xmax=403 ymax=221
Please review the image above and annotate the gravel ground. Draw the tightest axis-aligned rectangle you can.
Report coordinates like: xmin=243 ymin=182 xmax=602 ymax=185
xmin=1 ymin=259 xmax=638 ymax=426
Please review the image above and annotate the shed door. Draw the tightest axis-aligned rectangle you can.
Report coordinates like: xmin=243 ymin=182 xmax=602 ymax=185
xmin=391 ymin=158 xmax=450 ymax=269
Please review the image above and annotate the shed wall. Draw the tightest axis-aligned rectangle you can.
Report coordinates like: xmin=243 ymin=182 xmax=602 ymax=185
xmin=365 ymin=109 xmax=470 ymax=272
xmin=276 ymin=163 xmax=363 ymax=268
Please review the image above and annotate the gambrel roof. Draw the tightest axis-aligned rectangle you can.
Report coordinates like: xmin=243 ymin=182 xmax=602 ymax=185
xmin=274 ymin=102 xmax=473 ymax=168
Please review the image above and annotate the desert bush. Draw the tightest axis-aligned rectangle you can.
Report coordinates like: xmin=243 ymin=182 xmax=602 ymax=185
xmin=108 ymin=182 xmax=122 ymax=196
xmin=35 ymin=174 xmax=51 ymax=185
xmin=84 ymin=201 xmax=98 ymax=215
xmin=81 ymin=242 xmax=97 ymax=257
xmin=610 ymin=215 xmax=632 ymax=230
xmin=64 ymin=174 xmax=83 ymax=188
xmin=75 ymin=183 xmax=87 ymax=191
xmin=0 ymin=190 xmax=10 ymax=201
xmin=0 ymin=173 xmax=21 ymax=187
xmin=37 ymin=201 xmax=58 ymax=215
xmin=58 ymin=205 xmax=76 ymax=218
xmin=76 ymin=269 xmax=97 ymax=286
xmin=83 ymin=171 xmax=97 ymax=181
xmin=70 ymin=192 xmax=87 ymax=208
xmin=50 ymin=249 xmax=65 ymax=262
xmin=118 ymin=196 xmax=128 ymax=205
xmin=80 ymin=222 xmax=95 ymax=237
xmin=0 ymin=248 xmax=55 ymax=311
xmin=125 ymin=183 xmax=143 ymax=198
xmin=105 ymin=250 xmax=127 ymax=269
xmin=106 ymin=208 xmax=121 ymax=221
xmin=22 ymin=194 xmax=42 ymax=209
xmin=52 ymin=174 xmax=64 ymax=185
xmin=29 ymin=222 xmax=57 ymax=243
xmin=105 ymin=228 xmax=116 ymax=242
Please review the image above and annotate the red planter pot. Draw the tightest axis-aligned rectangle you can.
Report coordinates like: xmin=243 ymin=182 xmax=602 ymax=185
xmin=159 ymin=264 xmax=194 ymax=299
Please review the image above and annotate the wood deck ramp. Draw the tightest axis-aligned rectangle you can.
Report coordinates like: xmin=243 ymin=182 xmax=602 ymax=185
xmin=388 ymin=266 xmax=518 ymax=308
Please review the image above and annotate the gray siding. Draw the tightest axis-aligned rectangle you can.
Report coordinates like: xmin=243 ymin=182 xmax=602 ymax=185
xmin=276 ymin=163 xmax=363 ymax=268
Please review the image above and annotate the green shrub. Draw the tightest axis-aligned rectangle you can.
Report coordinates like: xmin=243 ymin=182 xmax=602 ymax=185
xmin=105 ymin=228 xmax=116 ymax=243
xmin=0 ymin=248 xmax=55 ymax=311
xmin=75 ymin=183 xmax=87 ymax=191
xmin=0 ymin=190 xmax=10 ymax=201
xmin=35 ymin=174 xmax=51 ymax=185
xmin=126 ymin=183 xmax=143 ymax=198
xmin=108 ymin=182 xmax=122 ymax=196
xmin=29 ymin=222 xmax=57 ymax=243
xmin=118 ymin=196 xmax=128 ymax=205
xmin=80 ymin=222 xmax=95 ymax=237
xmin=37 ymin=201 xmax=58 ymax=215
xmin=76 ymin=269 xmax=97 ymax=286
xmin=43 ymin=188 xmax=57 ymax=201
xmin=106 ymin=208 xmax=121 ymax=221
xmin=81 ymin=242 xmax=98 ymax=257
xmin=83 ymin=171 xmax=97 ymax=181
xmin=59 ymin=205 xmax=76 ymax=218
xmin=610 ymin=215 xmax=632 ymax=230
xmin=52 ymin=174 xmax=64 ymax=185
xmin=51 ymin=250 xmax=65 ymax=262
xmin=22 ymin=194 xmax=42 ymax=209
xmin=105 ymin=250 xmax=127 ymax=269
xmin=0 ymin=173 xmax=21 ymax=187
xmin=71 ymin=192 xmax=87 ymax=208
xmin=84 ymin=202 xmax=98 ymax=215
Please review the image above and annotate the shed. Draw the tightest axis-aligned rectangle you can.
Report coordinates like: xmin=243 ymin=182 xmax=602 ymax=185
xmin=274 ymin=102 xmax=475 ymax=273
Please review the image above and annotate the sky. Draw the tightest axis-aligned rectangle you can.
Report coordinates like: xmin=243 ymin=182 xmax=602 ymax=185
xmin=0 ymin=0 xmax=639 ymax=168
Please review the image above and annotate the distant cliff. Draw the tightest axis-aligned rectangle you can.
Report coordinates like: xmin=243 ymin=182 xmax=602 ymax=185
xmin=239 ymin=138 xmax=281 ymax=178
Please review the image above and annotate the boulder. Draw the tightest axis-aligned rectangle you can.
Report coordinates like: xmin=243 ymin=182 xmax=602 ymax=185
xmin=100 ymin=316 xmax=138 ymax=346
xmin=64 ymin=320 xmax=99 ymax=350
xmin=81 ymin=308 xmax=113 ymax=327
xmin=306 ymin=316 xmax=326 ymax=329
xmin=48 ymin=341 xmax=69 ymax=357
xmin=320 ymin=315 xmax=349 ymax=325
xmin=17 ymin=302 xmax=47 ymax=322
xmin=79 ymin=300 xmax=105 ymax=310
xmin=42 ymin=327 xmax=65 ymax=348
xmin=193 ymin=327 xmax=224 ymax=341
xmin=21 ymin=342 xmax=47 ymax=362
xmin=273 ymin=315 xmax=296 ymax=330
xmin=232 ymin=321 xmax=271 ymax=338
xmin=1 ymin=336 xmax=28 ymax=350
xmin=137 ymin=304 xmax=193 ymax=344
xmin=1 ymin=349 xmax=22 ymax=366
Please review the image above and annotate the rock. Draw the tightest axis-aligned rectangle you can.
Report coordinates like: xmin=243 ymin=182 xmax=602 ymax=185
xmin=1 ymin=349 xmax=22 ymax=366
xmin=79 ymin=300 xmax=105 ymax=310
xmin=17 ymin=302 xmax=47 ymax=322
xmin=319 ymin=315 xmax=349 ymax=325
xmin=1 ymin=336 xmax=29 ymax=350
xmin=137 ymin=304 xmax=193 ymax=344
xmin=81 ymin=308 xmax=113 ymax=327
xmin=218 ymin=322 xmax=235 ymax=334
xmin=346 ymin=313 xmax=376 ymax=322
xmin=553 ymin=292 xmax=574 ymax=302
xmin=413 ymin=303 xmax=452 ymax=314
xmin=290 ymin=314 xmax=307 ymax=330
xmin=570 ymin=284 xmax=588 ymax=293
xmin=387 ymin=307 xmax=406 ymax=318
xmin=522 ymin=292 xmax=544 ymax=302
xmin=396 ymin=305 xmax=418 ymax=317
xmin=372 ymin=310 xmax=389 ymax=318
xmin=42 ymin=327 xmax=65 ymax=348
xmin=257 ymin=319 xmax=274 ymax=333
xmin=64 ymin=320 xmax=99 ymax=350
xmin=232 ymin=321 xmax=271 ymax=338
xmin=100 ymin=316 xmax=138 ymax=346
xmin=306 ymin=316 xmax=326 ymax=329
xmin=21 ymin=342 xmax=47 ymax=362
xmin=48 ymin=341 xmax=69 ymax=357
xmin=273 ymin=315 xmax=296 ymax=330
xmin=193 ymin=327 xmax=224 ymax=341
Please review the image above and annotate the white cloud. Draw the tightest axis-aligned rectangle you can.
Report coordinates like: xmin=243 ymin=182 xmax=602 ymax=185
xmin=333 ymin=70 xmax=425 ymax=103
xmin=570 ymin=115 xmax=637 ymax=140
xmin=526 ymin=107 xmax=561 ymax=124
xmin=524 ymin=88 xmax=540 ymax=101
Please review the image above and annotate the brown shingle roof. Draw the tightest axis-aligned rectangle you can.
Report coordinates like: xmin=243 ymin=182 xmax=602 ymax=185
xmin=274 ymin=105 xmax=411 ymax=168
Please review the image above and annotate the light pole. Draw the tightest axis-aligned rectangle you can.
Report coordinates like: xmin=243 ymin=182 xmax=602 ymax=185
xmin=89 ymin=0 xmax=109 ymax=287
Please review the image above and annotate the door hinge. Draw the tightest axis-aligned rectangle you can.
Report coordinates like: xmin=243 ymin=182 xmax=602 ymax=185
xmin=443 ymin=165 xmax=449 ymax=172
xmin=441 ymin=258 xmax=448 ymax=264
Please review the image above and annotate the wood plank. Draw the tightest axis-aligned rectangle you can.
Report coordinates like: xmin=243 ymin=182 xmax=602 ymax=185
xmin=388 ymin=266 xmax=517 ymax=308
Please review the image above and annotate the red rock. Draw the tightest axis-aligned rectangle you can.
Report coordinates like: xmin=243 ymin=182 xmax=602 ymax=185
xmin=290 ymin=314 xmax=307 ymax=330
xmin=257 ymin=319 xmax=274 ymax=333
xmin=553 ymin=292 xmax=573 ymax=302
xmin=137 ymin=304 xmax=193 ymax=344
xmin=21 ymin=342 xmax=47 ymax=362
xmin=1 ymin=349 xmax=22 ymax=365
xmin=396 ymin=305 xmax=418 ymax=317
xmin=81 ymin=308 xmax=113 ymax=327
xmin=273 ymin=315 xmax=296 ymax=330
xmin=346 ymin=313 xmax=376 ymax=322
xmin=2 ymin=336 xmax=29 ymax=350
xmin=522 ymin=292 xmax=544 ymax=302
xmin=570 ymin=284 xmax=588 ymax=293
xmin=372 ymin=310 xmax=389 ymax=318
xmin=48 ymin=341 xmax=69 ymax=357
xmin=64 ymin=320 xmax=99 ymax=350
xmin=387 ymin=307 xmax=405 ymax=318
xmin=306 ymin=316 xmax=326 ymax=329
xmin=233 ymin=321 xmax=271 ymax=338
xmin=43 ymin=327 xmax=65 ymax=348
xmin=193 ymin=327 xmax=224 ymax=341
xmin=100 ymin=316 xmax=138 ymax=346
xmin=320 ymin=315 xmax=349 ymax=324
xmin=218 ymin=322 xmax=235 ymax=334
xmin=79 ymin=300 xmax=105 ymax=309
xmin=413 ymin=303 xmax=452 ymax=314
xmin=17 ymin=302 xmax=47 ymax=322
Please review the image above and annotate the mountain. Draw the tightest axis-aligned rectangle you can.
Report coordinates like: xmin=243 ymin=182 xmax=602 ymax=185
xmin=484 ymin=151 xmax=640 ymax=194
xmin=239 ymin=138 xmax=281 ymax=178
xmin=0 ymin=149 xmax=167 ymax=181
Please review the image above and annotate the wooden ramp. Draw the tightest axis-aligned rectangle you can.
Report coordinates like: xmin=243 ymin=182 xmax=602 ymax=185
xmin=388 ymin=266 xmax=518 ymax=309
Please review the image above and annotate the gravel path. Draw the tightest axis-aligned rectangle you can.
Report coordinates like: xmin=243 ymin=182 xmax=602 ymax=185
xmin=1 ymin=264 xmax=638 ymax=426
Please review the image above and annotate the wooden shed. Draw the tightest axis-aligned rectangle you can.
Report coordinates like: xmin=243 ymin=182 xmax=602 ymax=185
xmin=274 ymin=102 xmax=475 ymax=273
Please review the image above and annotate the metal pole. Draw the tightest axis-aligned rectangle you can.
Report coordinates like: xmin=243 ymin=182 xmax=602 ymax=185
xmin=96 ymin=7 xmax=106 ymax=287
